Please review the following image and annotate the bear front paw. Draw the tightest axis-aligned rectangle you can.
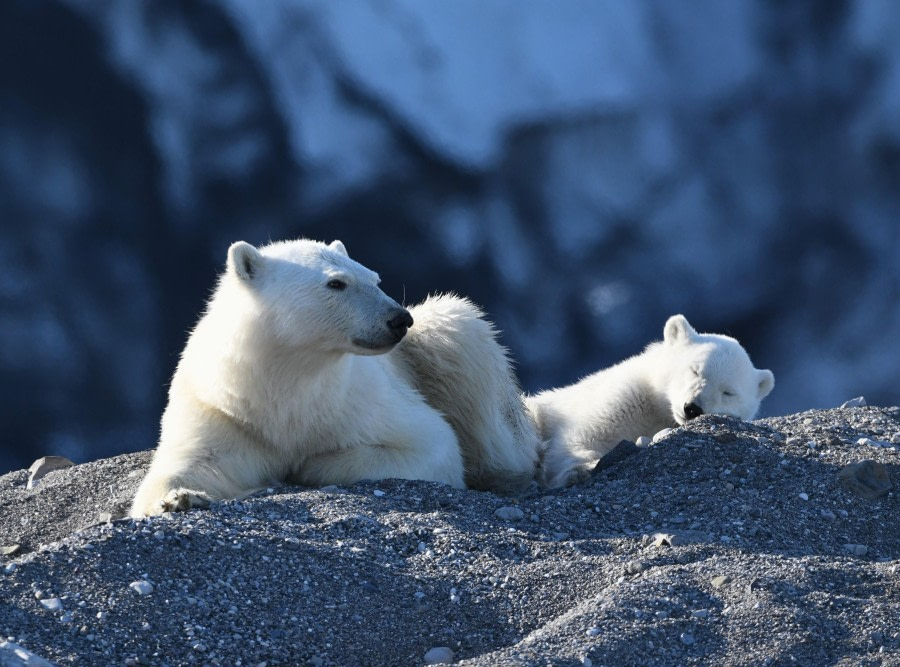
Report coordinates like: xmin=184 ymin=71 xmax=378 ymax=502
xmin=159 ymin=488 xmax=213 ymax=513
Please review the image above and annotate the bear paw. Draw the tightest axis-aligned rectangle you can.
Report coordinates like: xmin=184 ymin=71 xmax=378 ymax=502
xmin=159 ymin=488 xmax=213 ymax=513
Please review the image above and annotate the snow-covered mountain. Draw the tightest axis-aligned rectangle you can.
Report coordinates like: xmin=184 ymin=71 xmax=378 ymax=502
xmin=1 ymin=0 xmax=898 ymax=472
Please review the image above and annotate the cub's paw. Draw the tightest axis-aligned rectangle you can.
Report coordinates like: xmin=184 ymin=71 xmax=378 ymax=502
xmin=159 ymin=488 xmax=213 ymax=513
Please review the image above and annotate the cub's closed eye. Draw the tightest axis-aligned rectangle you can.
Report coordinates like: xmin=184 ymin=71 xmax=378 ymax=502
xmin=326 ymin=279 xmax=347 ymax=290
xmin=723 ymin=390 xmax=735 ymax=397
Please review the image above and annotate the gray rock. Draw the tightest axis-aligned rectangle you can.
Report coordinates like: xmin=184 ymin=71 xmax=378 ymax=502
xmin=39 ymin=598 xmax=62 ymax=612
xmin=680 ymin=632 xmax=696 ymax=646
xmin=494 ymin=507 xmax=525 ymax=521
xmin=838 ymin=460 xmax=893 ymax=500
xmin=424 ymin=646 xmax=454 ymax=664
xmin=26 ymin=457 xmax=74 ymax=490
xmin=0 ymin=544 xmax=21 ymax=557
xmin=129 ymin=580 xmax=154 ymax=596
xmin=840 ymin=397 xmax=867 ymax=409
xmin=652 ymin=530 xmax=710 ymax=547
xmin=711 ymin=575 xmax=732 ymax=589
xmin=842 ymin=544 xmax=868 ymax=557
xmin=653 ymin=428 xmax=673 ymax=444
xmin=0 ymin=642 xmax=56 ymax=667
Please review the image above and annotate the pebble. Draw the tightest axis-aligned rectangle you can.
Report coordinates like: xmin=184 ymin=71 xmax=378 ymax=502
xmin=586 ymin=626 xmax=602 ymax=637
xmin=0 ymin=544 xmax=21 ymax=557
xmin=798 ymin=493 xmax=809 ymax=501
xmin=373 ymin=489 xmax=386 ymax=497
xmin=680 ymin=632 xmax=696 ymax=646
xmin=892 ymin=432 xmax=900 ymax=445
xmin=691 ymin=609 xmax=710 ymax=619
xmin=652 ymin=428 xmax=673 ymax=443
xmin=423 ymin=646 xmax=454 ymax=664
xmin=625 ymin=560 xmax=646 ymax=575
xmin=40 ymin=598 xmax=62 ymax=612
xmin=711 ymin=575 xmax=731 ymax=589
xmin=494 ymin=506 xmax=525 ymax=521
xmin=843 ymin=544 xmax=868 ymax=557
xmin=636 ymin=436 xmax=652 ymax=447
xmin=820 ymin=509 xmax=837 ymax=520
xmin=129 ymin=580 xmax=154 ymax=596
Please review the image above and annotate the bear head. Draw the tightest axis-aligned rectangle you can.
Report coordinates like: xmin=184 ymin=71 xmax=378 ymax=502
xmin=225 ymin=239 xmax=413 ymax=355
xmin=661 ymin=314 xmax=774 ymax=425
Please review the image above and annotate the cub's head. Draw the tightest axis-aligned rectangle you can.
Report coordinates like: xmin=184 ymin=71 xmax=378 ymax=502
xmin=661 ymin=315 xmax=774 ymax=425
xmin=225 ymin=239 xmax=412 ymax=355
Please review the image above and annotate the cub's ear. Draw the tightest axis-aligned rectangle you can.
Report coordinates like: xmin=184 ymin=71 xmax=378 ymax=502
xmin=328 ymin=240 xmax=349 ymax=257
xmin=228 ymin=241 xmax=264 ymax=281
xmin=663 ymin=314 xmax=698 ymax=345
xmin=757 ymin=369 xmax=775 ymax=399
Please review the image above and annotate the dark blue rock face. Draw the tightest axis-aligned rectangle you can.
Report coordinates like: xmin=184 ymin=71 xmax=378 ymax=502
xmin=1 ymin=0 xmax=898 ymax=473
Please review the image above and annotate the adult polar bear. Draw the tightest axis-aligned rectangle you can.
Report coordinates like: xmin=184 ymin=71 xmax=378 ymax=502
xmin=528 ymin=315 xmax=774 ymax=488
xmin=131 ymin=239 xmax=538 ymax=517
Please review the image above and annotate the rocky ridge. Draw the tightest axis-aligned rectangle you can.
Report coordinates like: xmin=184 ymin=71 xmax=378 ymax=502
xmin=0 ymin=405 xmax=898 ymax=665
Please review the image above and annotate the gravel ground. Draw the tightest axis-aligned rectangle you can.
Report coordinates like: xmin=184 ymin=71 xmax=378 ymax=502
xmin=1 ymin=405 xmax=898 ymax=666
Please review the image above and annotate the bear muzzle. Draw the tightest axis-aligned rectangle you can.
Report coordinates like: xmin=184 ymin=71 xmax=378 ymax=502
xmin=683 ymin=402 xmax=704 ymax=420
xmin=387 ymin=308 xmax=414 ymax=342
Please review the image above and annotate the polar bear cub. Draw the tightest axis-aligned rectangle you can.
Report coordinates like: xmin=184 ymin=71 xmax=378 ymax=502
xmin=527 ymin=315 xmax=774 ymax=488
xmin=131 ymin=239 xmax=538 ymax=517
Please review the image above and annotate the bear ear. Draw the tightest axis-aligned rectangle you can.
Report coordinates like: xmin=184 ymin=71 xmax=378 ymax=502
xmin=663 ymin=314 xmax=698 ymax=345
xmin=756 ymin=369 xmax=775 ymax=399
xmin=328 ymin=240 xmax=349 ymax=257
xmin=227 ymin=241 xmax=264 ymax=282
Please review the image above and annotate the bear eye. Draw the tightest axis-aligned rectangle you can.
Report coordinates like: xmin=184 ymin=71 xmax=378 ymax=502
xmin=723 ymin=390 xmax=735 ymax=397
xmin=326 ymin=279 xmax=347 ymax=291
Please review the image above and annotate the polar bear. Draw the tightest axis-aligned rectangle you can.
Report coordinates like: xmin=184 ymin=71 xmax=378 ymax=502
xmin=131 ymin=239 xmax=537 ymax=516
xmin=527 ymin=315 xmax=774 ymax=488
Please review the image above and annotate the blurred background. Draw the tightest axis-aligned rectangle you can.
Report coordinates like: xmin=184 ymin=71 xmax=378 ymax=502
xmin=1 ymin=0 xmax=899 ymax=475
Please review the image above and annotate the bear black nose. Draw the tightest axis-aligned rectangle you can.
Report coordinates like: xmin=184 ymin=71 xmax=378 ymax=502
xmin=387 ymin=309 xmax=414 ymax=335
xmin=684 ymin=402 xmax=703 ymax=420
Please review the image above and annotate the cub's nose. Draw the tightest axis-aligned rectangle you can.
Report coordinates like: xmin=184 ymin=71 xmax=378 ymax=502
xmin=683 ymin=402 xmax=703 ymax=420
xmin=387 ymin=309 xmax=414 ymax=338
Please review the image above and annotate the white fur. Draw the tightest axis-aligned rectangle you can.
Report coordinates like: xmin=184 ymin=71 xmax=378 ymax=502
xmin=131 ymin=239 xmax=465 ymax=516
xmin=396 ymin=295 xmax=540 ymax=494
xmin=528 ymin=315 xmax=774 ymax=488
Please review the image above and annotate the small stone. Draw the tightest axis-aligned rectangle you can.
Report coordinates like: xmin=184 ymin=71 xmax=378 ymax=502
xmin=652 ymin=428 xmax=673 ymax=443
xmin=494 ymin=506 xmax=525 ymax=521
xmin=129 ymin=580 xmax=154 ymax=596
xmin=825 ymin=436 xmax=843 ymax=448
xmin=711 ymin=575 xmax=731 ymax=589
xmin=798 ymin=493 xmax=809 ymax=501
xmin=0 ymin=544 xmax=21 ymax=557
xmin=691 ymin=609 xmax=710 ymax=619
xmin=27 ymin=455 xmax=74 ymax=489
xmin=625 ymin=560 xmax=646 ymax=575
xmin=838 ymin=460 xmax=893 ymax=500
xmin=40 ymin=598 xmax=63 ymax=612
xmin=581 ymin=658 xmax=593 ymax=667
xmin=636 ymin=436 xmax=652 ymax=447
xmin=586 ymin=626 xmax=602 ymax=637
xmin=4 ymin=563 xmax=17 ymax=574
xmin=820 ymin=509 xmax=837 ymax=520
xmin=840 ymin=396 xmax=866 ymax=408
xmin=680 ymin=632 xmax=696 ymax=646
xmin=98 ymin=513 xmax=113 ymax=524
xmin=652 ymin=530 xmax=709 ymax=547
xmin=319 ymin=485 xmax=346 ymax=494
xmin=424 ymin=646 xmax=454 ymax=664
xmin=842 ymin=543 xmax=868 ymax=556
xmin=372 ymin=489 xmax=386 ymax=497
xmin=192 ymin=643 xmax=207 ymax=652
